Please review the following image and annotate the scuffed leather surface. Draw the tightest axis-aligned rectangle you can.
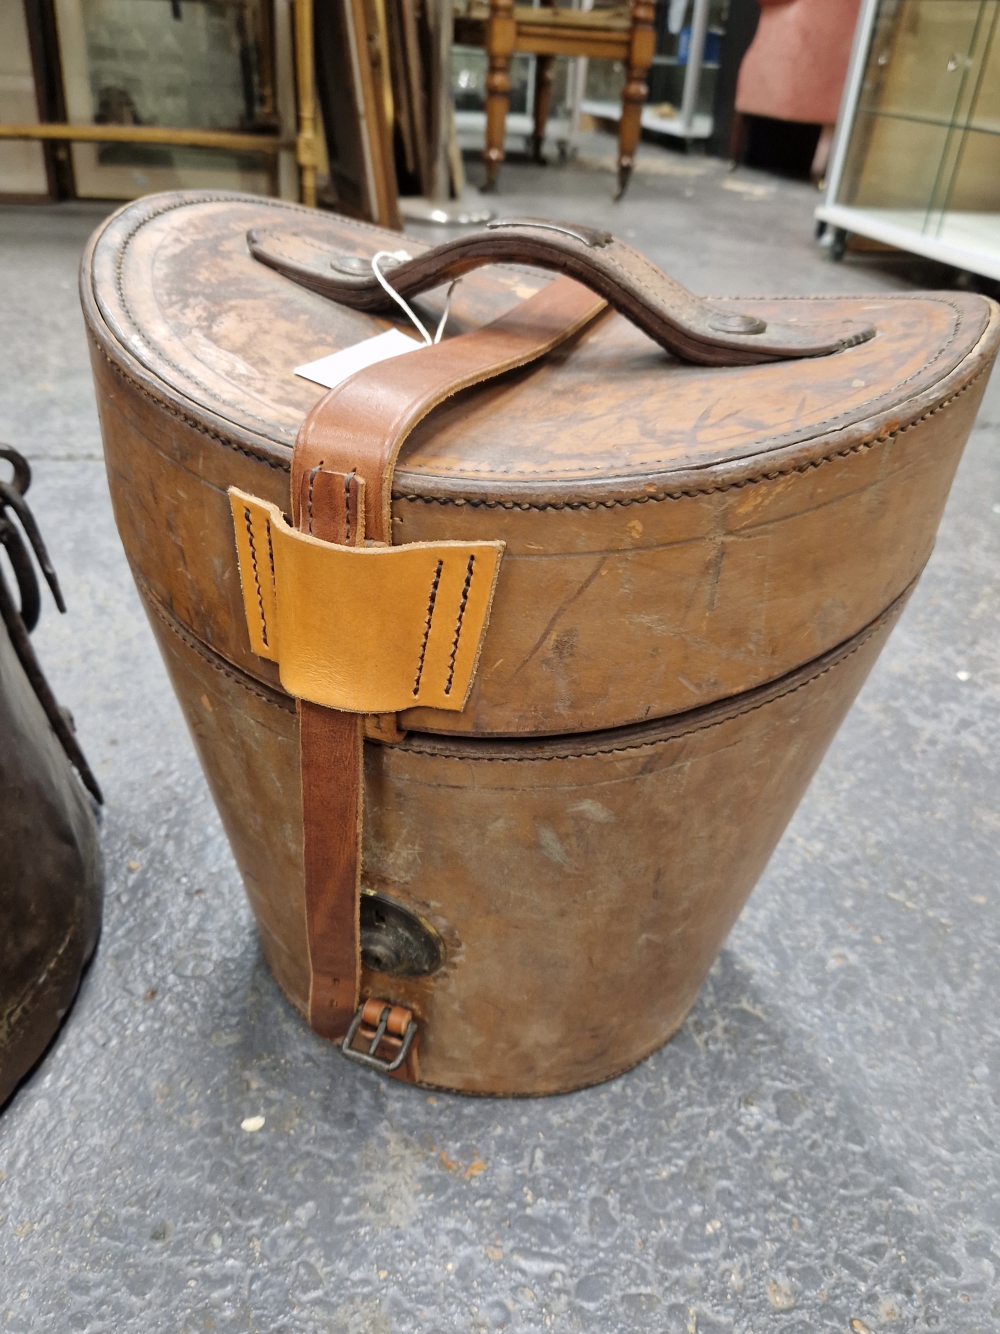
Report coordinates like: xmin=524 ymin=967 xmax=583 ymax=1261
xmin=83 ymin=205 xmax=1000 ymax=737
xmin=142 ymin=583 xmax=909 ymax=1094
xmin=4 ymin=175 xmax=1000 ymax=1334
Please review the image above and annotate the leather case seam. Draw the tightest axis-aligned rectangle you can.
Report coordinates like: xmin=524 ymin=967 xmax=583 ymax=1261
xmin=138 ymin=577 xmax=296 ymax=713
xmin=95 ymin=338 xmax=989 ymax=507
xmin=403 ymin=608 xmax=894 ymax=763
xmin=91 ymin=338 xmax=289 ymax=473
xmin=137 ymin=569 xmax=909 ymax=759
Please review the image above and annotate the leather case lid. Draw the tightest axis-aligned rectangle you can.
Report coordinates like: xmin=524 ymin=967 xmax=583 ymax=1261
xmin=84 ymin=191 xmax=1000 ymax=738
xmin=87 ymin=191 xmax=992 ymax=509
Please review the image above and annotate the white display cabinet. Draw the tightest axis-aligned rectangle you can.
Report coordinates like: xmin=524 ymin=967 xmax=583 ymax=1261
xmin=816 ymin=0 xmax=1000 ymax=279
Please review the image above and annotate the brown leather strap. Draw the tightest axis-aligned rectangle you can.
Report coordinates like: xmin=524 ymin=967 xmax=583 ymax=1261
xmin=292 ymin=275 xmax=606 ymax=1049
xmin=300 ymin=701 xmax=363 ymax=1036
xmin=294 ymin=275 xmax=605 ymax=543
xmin=250 ymin=218 xmax=875 ymax=367
xmin=297 ymin=467 xmax=366 ymax=1039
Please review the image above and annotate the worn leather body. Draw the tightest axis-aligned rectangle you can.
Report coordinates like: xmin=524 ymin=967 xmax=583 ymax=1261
xmin=0 ymin=597 xmax=103 ymax=1108
xmin=82 ymin=191 xmax=999 ymax=1093
xmin=145 ymin=582 xmax=907 ymax=1093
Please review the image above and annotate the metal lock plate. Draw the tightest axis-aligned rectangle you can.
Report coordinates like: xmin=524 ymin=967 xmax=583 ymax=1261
xmin=359 ymin=890 xmax=445 ymax=977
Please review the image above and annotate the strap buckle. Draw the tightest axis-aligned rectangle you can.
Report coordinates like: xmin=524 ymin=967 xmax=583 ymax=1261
xmin=341 ymin=999 xmax=417 ymax=1074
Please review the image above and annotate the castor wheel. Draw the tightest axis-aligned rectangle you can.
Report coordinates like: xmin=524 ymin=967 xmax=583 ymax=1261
xmin=830 ymin=227 xmax=848 ymax=261
xmin=815 ymin=219 xmax=827 ymax=240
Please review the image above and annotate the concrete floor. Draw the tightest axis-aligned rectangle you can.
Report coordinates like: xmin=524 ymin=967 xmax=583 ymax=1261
xmin=1 ymin=145 xmax=1000 ymax=1334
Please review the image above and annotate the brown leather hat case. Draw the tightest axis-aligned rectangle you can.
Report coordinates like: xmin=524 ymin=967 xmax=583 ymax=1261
xmin=83 ymin=193 xmax=999 ymax=1095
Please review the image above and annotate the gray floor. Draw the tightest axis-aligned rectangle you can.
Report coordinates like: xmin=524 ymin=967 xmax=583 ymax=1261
xmin=2 ymin=145 xmax=999 ymax=1334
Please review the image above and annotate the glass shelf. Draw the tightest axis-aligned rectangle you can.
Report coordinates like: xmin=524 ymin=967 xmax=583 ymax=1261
xmin=53 ymin=0 xmax=276 ymax=199
xmin=819 ymin=0 xmax=1000 ymax=276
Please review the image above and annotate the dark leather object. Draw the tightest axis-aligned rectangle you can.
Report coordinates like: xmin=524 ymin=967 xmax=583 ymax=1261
xmin=0 ymin=446 xmax=103 ymax=1109
xmin=247 ymin=216 xmax=876 ymax=365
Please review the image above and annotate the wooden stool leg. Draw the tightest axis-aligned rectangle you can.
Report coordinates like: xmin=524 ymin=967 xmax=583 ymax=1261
xmin=292 ymin=0 xmax=319 ymax=207
xmin=616 ymin=0 xmax=655 ymax=200
xmin=532 ymin=54 xmax=555 ymax=163
xmin=483 ymin=0 xmax=516 ymax=192
xmin=728 ymin=110 xmax=748 ymax=167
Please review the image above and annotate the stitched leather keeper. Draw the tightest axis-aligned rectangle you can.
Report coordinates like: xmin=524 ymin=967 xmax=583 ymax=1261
xmin=229 ymin=487 xmax=504 ymax=713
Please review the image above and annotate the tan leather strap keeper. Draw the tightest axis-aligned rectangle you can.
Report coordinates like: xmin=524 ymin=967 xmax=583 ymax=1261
xmin=229 ymin=489 xmax=503 ymax=713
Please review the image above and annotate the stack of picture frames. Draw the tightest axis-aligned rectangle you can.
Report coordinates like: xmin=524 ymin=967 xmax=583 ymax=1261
xmin=314 ymin=0 xmax=465 ymax=229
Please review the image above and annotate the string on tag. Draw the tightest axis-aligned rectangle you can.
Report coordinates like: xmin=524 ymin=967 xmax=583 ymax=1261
xmin=371 ymin=250 xmax=460 ymax=346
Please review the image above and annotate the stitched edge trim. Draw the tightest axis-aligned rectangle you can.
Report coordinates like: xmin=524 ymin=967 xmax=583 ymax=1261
xmin=93 ymin=331 xmax=991 ymax=510
xmin=394 ymin=362 xmax=990 ymax=511
xmin=91 ymin=338 xmax=289 ymax=473
xmin=106 ymin=193 xmax=364 ymax=434
xmin=254 ymin=226 xmax=552 ymax=287
xmin=400 ymin=605 xmax=898 ymax=764
xmin=444 ymin=555 xmax=475 ymax=696
xmin=413 ymin=559 xmax=444 ymax=697
xmin=138 ymin=575 xmax=296 ymax=713
xmin=87 ymin=193 xmax=993 ymax=503
xmin=0 ymin=920 xmax=80 ymax=1048
xmin=135 ymin=566 xmax=910 ymax=762
xmin=244 ymin=506 xmax=269 ymax=647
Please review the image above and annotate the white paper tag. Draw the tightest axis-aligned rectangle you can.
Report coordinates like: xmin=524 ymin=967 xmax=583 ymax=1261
xmin=294 ymin=328 xmax=422 ymax=390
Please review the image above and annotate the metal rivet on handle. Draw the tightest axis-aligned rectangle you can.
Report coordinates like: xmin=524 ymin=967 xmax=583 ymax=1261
xmin=331 ymin=254 xmax=402 ymax=276
xmin=708 ymin=311 xmax=767 ymax=336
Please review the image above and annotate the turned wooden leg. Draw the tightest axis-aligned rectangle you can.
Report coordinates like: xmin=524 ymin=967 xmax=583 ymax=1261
xmin=292 ymin=0 xmax=319 ymax=207
xmin=616 ymin=0 xmax=655 ymax=200
xmin=617 ymin=97 xmax=642 ymax=200
xmin=483 ymin=0 xmax=515 ymax=192
xmin=532 ymin=54 xmax=555 ymax=163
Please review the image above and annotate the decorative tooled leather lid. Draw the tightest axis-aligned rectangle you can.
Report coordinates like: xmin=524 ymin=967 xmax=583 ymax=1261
xmin=83 ymin=192 xmax=1000 ymax=738
xmin=86 ymin=191 xmax=992 ymax=510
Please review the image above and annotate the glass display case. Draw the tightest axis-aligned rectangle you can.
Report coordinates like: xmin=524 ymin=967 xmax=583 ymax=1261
xmin=52 ymin=0 xmax=287 ymax=199
xmin=578 ymin=0 xmax=727 ymax=142
xmin=817 ymin=0 xmax=1000 ymax=278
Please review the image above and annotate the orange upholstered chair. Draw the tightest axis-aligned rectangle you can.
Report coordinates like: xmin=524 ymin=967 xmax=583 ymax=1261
xmin=734 ymin=0 xmax=861 ymax=178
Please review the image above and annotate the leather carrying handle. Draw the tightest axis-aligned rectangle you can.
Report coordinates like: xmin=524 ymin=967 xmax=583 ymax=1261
xmin=249 ymin=216 xmax=876 ymax=367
